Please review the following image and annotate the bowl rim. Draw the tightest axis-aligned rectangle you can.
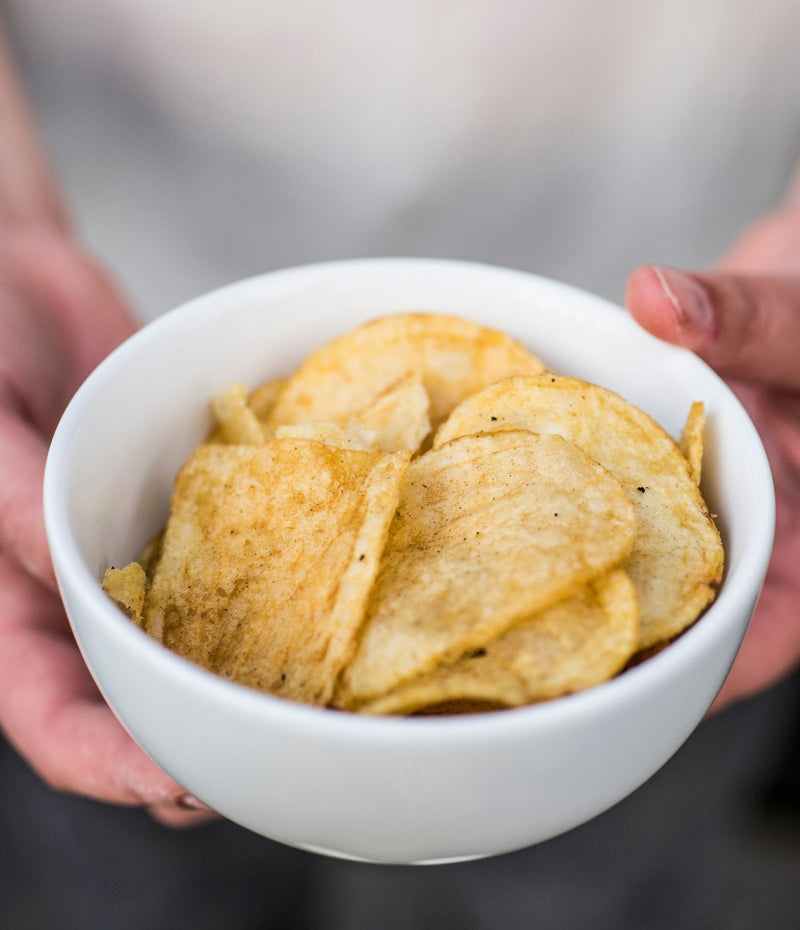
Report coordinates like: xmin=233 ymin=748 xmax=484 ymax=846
xmin=43 ymin=257 xmax=776 ymax=747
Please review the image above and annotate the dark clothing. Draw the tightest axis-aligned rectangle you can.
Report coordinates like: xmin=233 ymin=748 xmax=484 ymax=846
xmin=2 ymin=672 xmax=799 ymax=930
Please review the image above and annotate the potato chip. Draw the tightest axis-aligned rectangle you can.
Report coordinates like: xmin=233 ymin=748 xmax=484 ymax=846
xmin=102 ymin=562 xmax=147 ymax=626
xmin=358 ymin=570 xmax=638 ymax=715
xmin=335 ymin=431 xmax=637 ymax=708
xmin=267 ymin=313 xmax=544 ymax=436
xmin=680 ymin=401 xmax=705 ymax=486
xmin=434 ymin=374 xmax=723 ymax=649
xmin=350 ymin=375 xmax=431 ymax=453
xmin=248 ymin=377 xmax=287 ymax=422
xmin=210 ymin=382 xmax=267 ymax=444
xmin=275 ymin=421 xmax=376 ymax=451
xmin=274 ymin=378 xmax=430 ymax=453
xmin=143 ymin=440 xmax=410 ymax=705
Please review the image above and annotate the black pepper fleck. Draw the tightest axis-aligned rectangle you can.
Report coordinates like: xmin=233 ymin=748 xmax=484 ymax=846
xmin=637 ymin=486 xmax=646 ymax=493
xmin=465 ymin=648 xmax=488 ymax=659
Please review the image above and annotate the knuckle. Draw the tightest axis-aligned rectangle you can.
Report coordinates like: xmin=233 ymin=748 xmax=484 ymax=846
xmin=713 ymin=275 xmax=774 ymax=353
xmin=734 ymin=276 xmax=771 ymax=343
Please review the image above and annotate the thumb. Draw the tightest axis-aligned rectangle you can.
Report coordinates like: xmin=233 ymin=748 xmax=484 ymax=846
xmin=626 ymin=265 xmax=800 ymax=390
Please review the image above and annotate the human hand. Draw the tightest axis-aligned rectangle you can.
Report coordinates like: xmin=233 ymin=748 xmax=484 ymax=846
xmin=0 ymin=229 xmax=213 ymax=823
xmin=626 ymin=199 xmax=800 ymax=710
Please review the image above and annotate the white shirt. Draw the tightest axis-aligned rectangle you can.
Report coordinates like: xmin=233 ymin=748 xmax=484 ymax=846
xmin=7 ymin=0 xmax=800 ymax=319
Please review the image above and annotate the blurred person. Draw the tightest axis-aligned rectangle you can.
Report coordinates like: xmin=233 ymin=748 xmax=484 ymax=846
xmin=1 ymin=1 xmax=800 ymax=927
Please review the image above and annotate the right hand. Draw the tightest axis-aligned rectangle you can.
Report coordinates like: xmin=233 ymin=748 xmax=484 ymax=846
xmin=626 ymin=195 xmax=800 ymax=711
xmin=0 ymin=229 xmax=212 ymax=824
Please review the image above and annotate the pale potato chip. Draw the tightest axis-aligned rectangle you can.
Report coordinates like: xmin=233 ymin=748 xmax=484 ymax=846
xmin=143 ymin=440 xmax=410 ymax=705
xmin=267 ymin=313 xmax=545 ymax=436
xmin=359 ymin=570 xmax=638 ymax=715
xmin=102 ymin=562 xmax=147 ymax=626
xmin=680 ymin=401 xmax=705 ymax=486
xmin=275 ymin=421 xmax=376 ymax=451
xmin=350 ymin=375 xmax=431 ymax=453
xmin=210 ymin=382 xmax=267 ymax=444
xmin=248 ymin=377 xmax=287 ymax=422
xmin=435 ymin=374 xmax=724 ymax=649
xmin=335 ymin=431 xmax=637 ymax=709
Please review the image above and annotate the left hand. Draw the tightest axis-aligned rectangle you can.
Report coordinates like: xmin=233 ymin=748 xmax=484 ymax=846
xmin=626 ymin=198 xmax=800 ymax=710
xmin=0 ymin=229 xmax=215 ymax=825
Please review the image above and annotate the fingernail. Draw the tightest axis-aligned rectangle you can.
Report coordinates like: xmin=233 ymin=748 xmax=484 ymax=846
xmin=651 ymin=266 xmax=714 ymax=331
xmin=176 ymin=793 xmax=214 ymax=813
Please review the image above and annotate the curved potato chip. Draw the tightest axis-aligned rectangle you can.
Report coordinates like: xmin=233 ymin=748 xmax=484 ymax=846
xmin=350 ymin=375 xmax=431 ymax=453
xmin=335 ymin=431 xmax=636 ymax=708
xmin=679 ymin=401 xmax=705 ymax=486
xmin=359 ymin=570 xmax=638 ymax=715
xmin=210 ymin=382 xmax=267 ymax=444
xmin=144 ymin=440 xmax=410 ymax=705
xmin=267 ymin=313 xmax=544 ymax=436
xmin=249 ymin=377 xmax=287 ymax=422
xmin=434 ymin=375 xmax=723 ymax=649
xmin=274 ymin=377 xmax=430 ymax=452
xmin=275 ymin=421 xmax=376 ymax=451
xmin=102 ymin=562 xmax=147 ymax=626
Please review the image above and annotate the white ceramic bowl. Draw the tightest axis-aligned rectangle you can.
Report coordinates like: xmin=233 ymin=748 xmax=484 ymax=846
xmin=44 ymin=259 xmax=774 ymax=864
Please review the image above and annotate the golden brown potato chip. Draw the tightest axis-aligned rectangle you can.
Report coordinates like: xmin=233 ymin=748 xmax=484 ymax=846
xmin=680 ymin=401 xmax=705 ymax=486
xmin=335 ymin=431 xmax=636 ymax=709
xmin=102 ymin=562 xmax=147 ymax=626
xmin=350 ymin=375 xmax=432 ymax=453
xmin=210 ymin=382 xmax=267 ymax=444
xmin=358 ymin=570 xmax=638 ymax=715
xmin=143 ymin=440 xmax=410 ymax=705
xmin=275 ymin=421 xmax=376 ymax=451
xmin=268 ymin=313 xmax=544 ymax=435
xmin=435 ymin=375 xmax=723 ymax=649
xmin=248 ymin=378 xmax=287 ymax=422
